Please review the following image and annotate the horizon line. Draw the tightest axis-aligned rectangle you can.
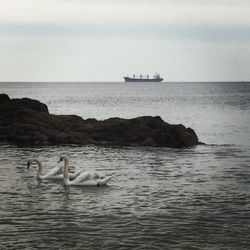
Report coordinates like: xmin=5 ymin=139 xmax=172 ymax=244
xmin=0 ymin=81 xmax=250 ymax=83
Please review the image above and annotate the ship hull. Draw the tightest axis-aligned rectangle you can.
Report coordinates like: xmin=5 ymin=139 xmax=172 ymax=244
xmin=124 ymin=77 xmax=163 ymax=82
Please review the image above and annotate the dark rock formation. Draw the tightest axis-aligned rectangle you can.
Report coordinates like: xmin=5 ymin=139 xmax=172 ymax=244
xmin=0 ymin=93 xmax=10 ymax=103
xmin=0 ymin=94 xmax=200 ymax=148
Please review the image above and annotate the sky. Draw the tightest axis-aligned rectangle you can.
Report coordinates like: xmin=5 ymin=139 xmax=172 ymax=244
xmin=0 ymin=0 xmax=249 ymax=82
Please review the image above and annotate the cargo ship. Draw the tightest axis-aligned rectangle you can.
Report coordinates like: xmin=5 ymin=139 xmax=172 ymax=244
xmin=124 ymin=73 xmax=163 ymax=82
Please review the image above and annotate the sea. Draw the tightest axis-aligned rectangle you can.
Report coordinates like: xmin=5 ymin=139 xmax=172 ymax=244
xmin=0 ymin=81 xmax=250 ymax=249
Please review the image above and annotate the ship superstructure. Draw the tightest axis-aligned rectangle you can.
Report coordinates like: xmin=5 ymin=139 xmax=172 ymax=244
xmin=124 ymin=73 xmax=163 ymax=82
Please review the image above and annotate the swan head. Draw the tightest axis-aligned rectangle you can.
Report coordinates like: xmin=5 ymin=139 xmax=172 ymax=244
xmin=27 ymin=160 xmax=32 ymax=169
xmin=57 ymin=155 xmax=68 ymax=163
xmin=27 ymin=159 xmax=41 ymax=169
xmin=57 ymin=153 xmax=69 ymax=163
xmin=57 ymin=156 xmax=64 ymax=163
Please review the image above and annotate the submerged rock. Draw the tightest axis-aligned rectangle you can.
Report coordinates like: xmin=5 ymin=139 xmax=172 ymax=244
xmin=0 ymin=94 xmax=200 ymax=148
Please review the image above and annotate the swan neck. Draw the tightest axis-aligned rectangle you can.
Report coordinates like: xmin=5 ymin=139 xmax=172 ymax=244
xmin=63 ymin=158 xmax=70 ymax=184
xmin=33 ymin=159 xmax=43 ymax=178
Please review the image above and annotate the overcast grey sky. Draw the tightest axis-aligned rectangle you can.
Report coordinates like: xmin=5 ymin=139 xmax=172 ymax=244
xmin=0 ymin=0 xmax=249 ymax=81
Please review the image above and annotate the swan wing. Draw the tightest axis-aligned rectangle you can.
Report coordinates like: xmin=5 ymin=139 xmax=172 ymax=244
xmin=87 ymin=171 xmax=105 ymax=179
xmin=72 ymin=176 xmax=113 ymax=186
xmin=71 ymin=172 xmax=92 ymax=185
xmin=97 ymin=176 xmax=113 ymax=185
xmin=69 ymin=169 xmax=83 ymax=180
xmin=43 ymin=165 xmax=62 ymax=178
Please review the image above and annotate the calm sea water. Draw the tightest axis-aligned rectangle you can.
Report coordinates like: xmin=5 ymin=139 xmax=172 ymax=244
xmin=0 ymin=82 xmax=250 ymax=249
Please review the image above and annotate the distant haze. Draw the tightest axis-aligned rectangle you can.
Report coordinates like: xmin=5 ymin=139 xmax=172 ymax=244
xmin=0 ymin=0 xmax=249 ymax=82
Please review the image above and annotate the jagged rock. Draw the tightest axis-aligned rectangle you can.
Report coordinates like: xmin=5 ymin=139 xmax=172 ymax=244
xmin=0 ymin=94 xmax=200 ymax=148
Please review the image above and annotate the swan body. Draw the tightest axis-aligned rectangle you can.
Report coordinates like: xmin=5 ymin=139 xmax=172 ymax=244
xmin=27 ymin=158 xmax=82 ymax=181
xmin=58 ymin=156 xmax=112 ymax=186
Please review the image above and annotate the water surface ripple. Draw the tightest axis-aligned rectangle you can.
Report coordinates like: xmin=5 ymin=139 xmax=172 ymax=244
xmin=0 ymin=144 xmax=250 ymax=249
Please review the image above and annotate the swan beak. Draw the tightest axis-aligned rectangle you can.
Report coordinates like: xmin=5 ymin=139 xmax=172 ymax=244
xmin=27 ymin=161 xmax=31 ymax=169
xmin=57 ymin=157 xmax=63 ymax=163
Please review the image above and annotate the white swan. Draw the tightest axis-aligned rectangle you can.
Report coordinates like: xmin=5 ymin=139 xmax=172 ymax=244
xmin=57 ymin=155 xmax=112 ymax=186
xmin=27 ymin=158 xmax=82 ymax=181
